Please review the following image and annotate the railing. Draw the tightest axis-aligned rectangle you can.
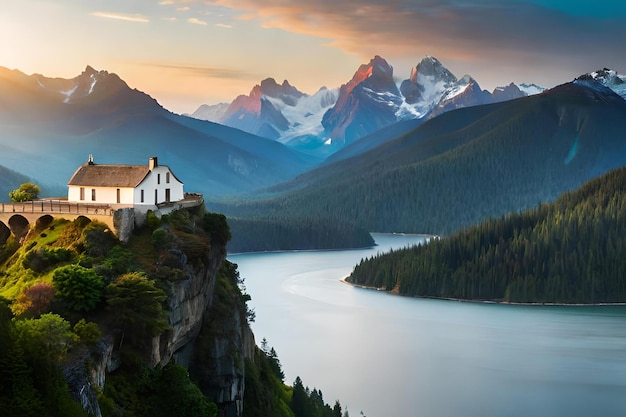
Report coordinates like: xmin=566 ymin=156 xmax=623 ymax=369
xmin=1 ymin=193 xmax=204 ymax=217
xmin=0 ymin=200 xmax=115 ymax=216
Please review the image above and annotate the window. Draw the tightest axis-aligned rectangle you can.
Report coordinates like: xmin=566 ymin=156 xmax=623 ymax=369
xmin=79 ymin=187 xmax=85 ymax=200
xmin=116 ymin=188 xmax=121 ymax=204
xmin=91 ymin=189 xmax=96 ymax=201
xmin=165 ymin=188 xmax=171 ymax=203
xmin=140 ymin=189 xmax=144 ymax=203
xmin=157 ymin=173 xmax=161 ymax=184
xmin=166 ymin=172 xmax=170 ymax=183
xmin=154 ymin=189 xmax=158 ymax=205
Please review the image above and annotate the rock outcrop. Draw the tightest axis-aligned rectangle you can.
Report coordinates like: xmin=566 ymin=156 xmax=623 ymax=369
xmin=68 ymin=223 xmax=253 ymax=416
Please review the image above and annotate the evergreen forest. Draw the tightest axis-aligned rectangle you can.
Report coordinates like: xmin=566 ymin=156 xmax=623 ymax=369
xmin=211 ymin=83 xmax=626 ymax=245
xmin=227 ymin=216 xmax=374 ymax=253
xmin=347 ymin=167 xmax=626 ymax=304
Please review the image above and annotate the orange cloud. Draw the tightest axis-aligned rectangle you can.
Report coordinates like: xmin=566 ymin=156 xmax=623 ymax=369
xmin=90 ymin=11 xmax=150 ymax=23
xmin=187 ymin=17 xmax=208 ymax=25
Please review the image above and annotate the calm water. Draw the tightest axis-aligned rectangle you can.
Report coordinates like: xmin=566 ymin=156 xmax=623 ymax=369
xmin=229 ymin=233 xmax=626 ymax=417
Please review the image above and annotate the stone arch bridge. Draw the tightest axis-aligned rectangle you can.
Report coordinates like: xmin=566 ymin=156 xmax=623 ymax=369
xmin=0 ymin=200 xmax=117 ymax=246
xmin=0 ymin=194 xmax=204 ymax=245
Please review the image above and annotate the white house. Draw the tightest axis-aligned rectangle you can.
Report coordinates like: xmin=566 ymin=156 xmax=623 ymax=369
xmin=67 ymin=156 xmax=184 ymax=210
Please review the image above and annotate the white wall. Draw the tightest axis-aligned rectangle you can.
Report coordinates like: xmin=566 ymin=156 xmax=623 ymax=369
xmin=134 ymin=166 xmax=184 ymax=206
xmin=68 ymin=185 xmax=135 ymax=205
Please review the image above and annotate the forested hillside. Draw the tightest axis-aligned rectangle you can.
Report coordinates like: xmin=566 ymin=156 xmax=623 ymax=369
xmin=347 ymin=167 xmax=626 ymax=304
xmin=0 ymin=164 xmax=32 ymax=199
xmin=211 ymin=82 xmax=626 ymax=239
xmin=227 ymin=217 xmax=374 ymax=252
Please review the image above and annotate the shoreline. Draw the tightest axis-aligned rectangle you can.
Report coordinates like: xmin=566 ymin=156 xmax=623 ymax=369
xmin=339 ymin=277 xmax=626 ymax=307
xmin=228 ymin=232 xmax=437 ymax=256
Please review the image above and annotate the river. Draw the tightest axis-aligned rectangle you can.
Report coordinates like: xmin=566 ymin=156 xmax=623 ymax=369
xmin=228 ymin=233 xmax=626 ymax=417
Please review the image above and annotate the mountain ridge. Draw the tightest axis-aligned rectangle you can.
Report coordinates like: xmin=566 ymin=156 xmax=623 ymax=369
xmin=190 ymin=55 xmax=542 ymax=156
xmin=0 ymin=65 xmax=317 ymax=197
xmin=209 ymin=79 xmax=626 ymax=243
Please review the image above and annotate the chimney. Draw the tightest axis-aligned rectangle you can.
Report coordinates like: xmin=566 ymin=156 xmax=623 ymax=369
xmin=88 ymin=154 xmax=94 ymax=165
xmin=149 ymin=156 xmax=158 ymax=170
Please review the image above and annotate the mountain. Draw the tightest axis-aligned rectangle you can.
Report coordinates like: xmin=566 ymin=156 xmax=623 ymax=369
xmin=0 ymin=66 xmax=317 ymax=197
xmin=321 ymin=55 xmax=403 ymax=147
xmin=191 ymin=56 xmax=535 ymax=157
xmin=347 ymin=166 xmax=626 ymax=304
xmin=575 ymin=68 xmax=626 ymax=99
xmin=191 ymin=78 xmax=338 ymax=156
xmin=210 ymin=78 xmax=626 ymax=238
xmin=188 ymin=102 xmax=229 ymax=122
xmin=0 ymin=164 xmax=32 ymax=200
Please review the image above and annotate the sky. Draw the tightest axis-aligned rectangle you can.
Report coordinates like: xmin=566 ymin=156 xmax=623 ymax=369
xmin=2 ymin=0 xmax=626 ymax=114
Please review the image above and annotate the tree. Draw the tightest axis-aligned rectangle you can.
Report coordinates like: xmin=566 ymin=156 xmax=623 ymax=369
xmin=105 ymin=272 xmax=168 ymax=347
xmin=9 ymin=182 xmax=40 ymax=202
xmin=13 ymin=313 xmax=75 ymax=361
xmin=13 ymin=282 xmax=55 ymax=317
xmin=52 ymin=264 xmax=105 ymax=312
xmin=73 ymin=319 xmax=102 ymax=345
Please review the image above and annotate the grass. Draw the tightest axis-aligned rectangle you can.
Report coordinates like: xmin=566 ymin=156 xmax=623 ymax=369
xmin=0 ymin=218 xmax=76 ymax=299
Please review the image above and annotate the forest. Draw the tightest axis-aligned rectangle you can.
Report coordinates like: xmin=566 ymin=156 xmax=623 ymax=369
xmin=211 ymin=83 xmax=626 ymax=242
xmin=227 ymin=216 xmax=374 ymax=253
xmin=347 ymin=166 xmax=626 ymax=304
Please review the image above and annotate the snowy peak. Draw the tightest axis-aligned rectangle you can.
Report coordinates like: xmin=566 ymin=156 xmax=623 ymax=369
xmin=321 ymin=56 xmax=401 ymax=145
xmin=492 ymin=82 xmax=526 ymax=103
xmin=575 ymin=68 xmax=626 ymax=99
xmin=260 ymin=78 xmax=305 ymax=105
xmin=413 ymin=56 xmax=457 ymax=84
xmin=398 ymin=57 xmax=462 ymax=118
xmin=332 ymin=55 xmax=393 ymax=112
xmin=221 ymin=77 xmax=305 ymax=121
xmin=32 ymin=65 xmax=123 ymax=104
xmin=518 ymin=83 xmax=545 ymax=96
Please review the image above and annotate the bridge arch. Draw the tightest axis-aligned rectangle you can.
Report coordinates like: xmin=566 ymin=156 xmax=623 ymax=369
xmin=0 ymin=221 xmax=9 ymax=246
xmin=34 ymin=214 xmax=54 ymax=232
xmin=8 ymin=215 xmax=30 ymax=242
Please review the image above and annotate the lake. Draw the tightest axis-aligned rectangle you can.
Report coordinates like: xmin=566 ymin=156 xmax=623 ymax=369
xmin=228 ymin=233 xmax=626 ymax=417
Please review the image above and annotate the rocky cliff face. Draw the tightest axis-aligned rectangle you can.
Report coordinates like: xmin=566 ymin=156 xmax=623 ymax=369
xmin=69 ymin=230 xmax=254 ymax=417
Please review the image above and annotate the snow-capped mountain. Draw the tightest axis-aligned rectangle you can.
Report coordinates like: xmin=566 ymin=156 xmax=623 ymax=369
xmin=427 ymin=75 xmax=494 ymax=119
xmin=575 ymin=68 xmax=626 ymax=100
xmin=191 ymin=55 xmax=544 ymax=157
xmin=518 ymin=83 xmax=545 ymax=96
xmin=189 ymin=102 xmax=229 ymax=123
xmin=324 ymin=56 xmax=523 ymax=146
xmin=397 ymin=56 xmax=462 ymax=119
xmin=0 ymin=65 xmax=317 ymax=197
xmin=321 ymin=55 xmax=403 ymax=147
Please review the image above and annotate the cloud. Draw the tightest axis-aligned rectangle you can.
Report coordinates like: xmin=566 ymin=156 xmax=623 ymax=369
xmin=216 ymin=23 xmax=232 ymax=28
xmin=90 ymin=11 xmax=150 ymax=23
xmin=177 ymin=6 xmax=191 ymax=11
xmin=187 ymin=17 xmax=208 ymax=25
xmin=191 ymin=0 xmax=626 ymax=76
xmin=149 ymin=63 xmax=258 ymax=80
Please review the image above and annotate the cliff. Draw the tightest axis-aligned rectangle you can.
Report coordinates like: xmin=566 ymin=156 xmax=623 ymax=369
xmin=0 ymin=208 xmax=255 ymax=417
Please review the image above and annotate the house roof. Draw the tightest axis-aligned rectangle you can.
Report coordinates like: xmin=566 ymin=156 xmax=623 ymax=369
xmin=67 ymin=163 xmax=151 ymax=188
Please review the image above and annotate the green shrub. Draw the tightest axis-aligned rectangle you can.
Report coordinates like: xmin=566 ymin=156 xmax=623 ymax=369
xmin=202 ymin=213 xmax=231 ymax=245
xmin=52 ymin=265 xmax=105 ymax=312
xmin=82 ymin=222 xmax=118 ymax=257
xmin=151 ymin=228 xmax=168 ymax=249
xmin=146 ymin=210 xmax=161 ymax=230
xmin=73 ymin=319 xmax=102 ymax=345
xmin=23 ymin=247 xmax=74 ymax=273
